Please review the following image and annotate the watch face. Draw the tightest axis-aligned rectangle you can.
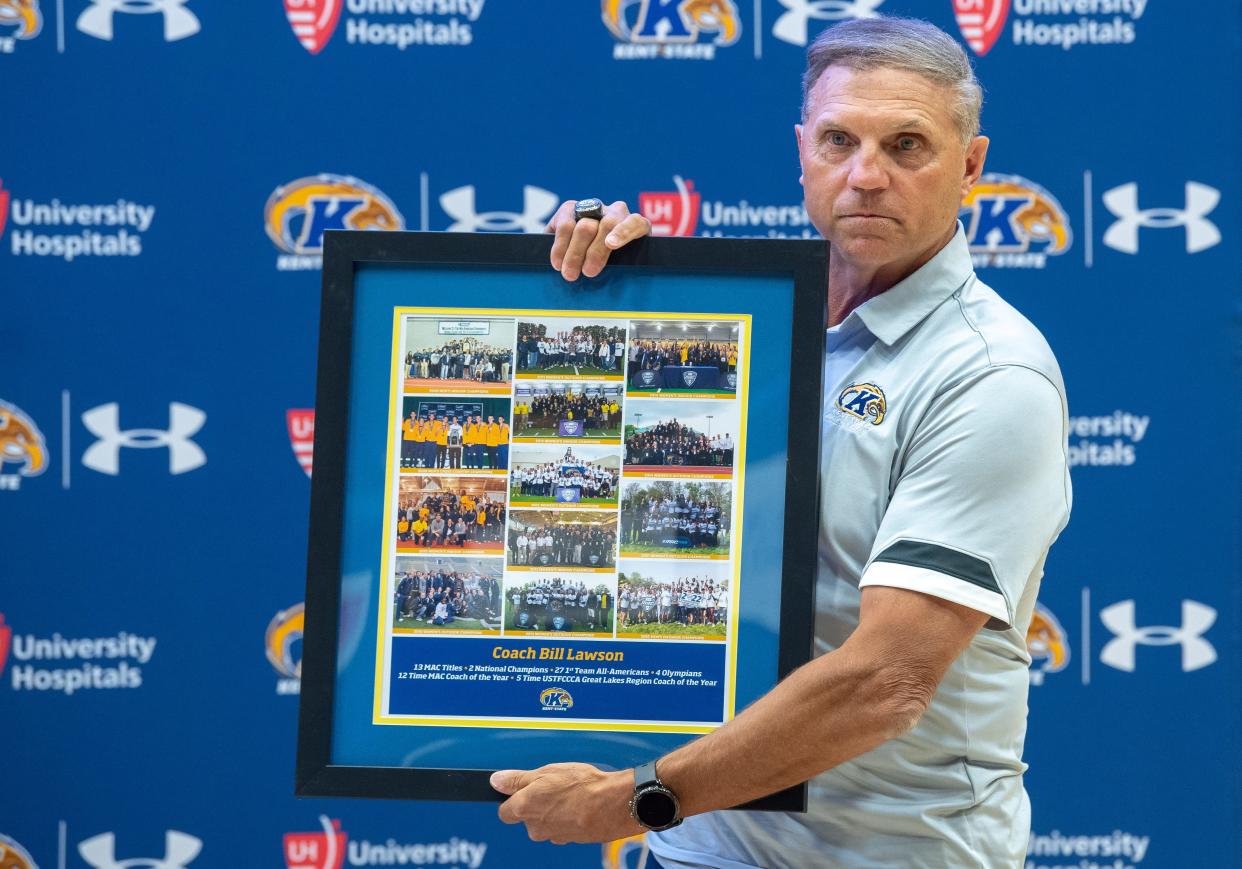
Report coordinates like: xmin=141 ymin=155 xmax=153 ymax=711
xmin=637 ymin=788 xmax=678 ymax=828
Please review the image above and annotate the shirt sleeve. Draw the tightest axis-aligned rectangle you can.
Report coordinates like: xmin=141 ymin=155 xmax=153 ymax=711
xmin=858 ymin=364 xmax=1071 ymax=629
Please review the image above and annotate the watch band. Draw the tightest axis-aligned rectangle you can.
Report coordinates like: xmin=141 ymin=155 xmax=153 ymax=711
xmin=634 ymin=759 xmax=660 ymax=788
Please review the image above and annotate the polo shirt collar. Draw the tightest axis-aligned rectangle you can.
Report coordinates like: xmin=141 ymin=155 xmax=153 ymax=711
xmin=849 ymin=221 xmax=975 ymax=347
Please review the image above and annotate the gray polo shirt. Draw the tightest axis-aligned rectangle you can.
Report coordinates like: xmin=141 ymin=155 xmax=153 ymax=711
xmin=652 ymin=223 xmax=1072 ymax=868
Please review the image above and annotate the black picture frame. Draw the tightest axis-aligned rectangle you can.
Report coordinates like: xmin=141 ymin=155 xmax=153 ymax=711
xmin=297 ymin=230 xmax=826 ymax=813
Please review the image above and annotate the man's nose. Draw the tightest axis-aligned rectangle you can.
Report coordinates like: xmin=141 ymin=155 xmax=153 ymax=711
xmin=847 ymin=145 xmax=889 ymax=191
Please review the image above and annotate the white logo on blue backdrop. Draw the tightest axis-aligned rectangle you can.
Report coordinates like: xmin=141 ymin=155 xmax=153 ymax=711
xmin=1100 ymin=599 xmax=1218 ymax=673
xmin=82 ymin=402 xmax=207 ymax=475
xmin=440 ymin=185 xmax=558 ymax=233
xmin=1102 ymin=181 xmax=1221 ymax=254
xmin=79 ymin=830 xmax=202 ymax=869
xmin=77 ymin=0 xmax=201 ymax=42
xmin=772 ymin=0 xmax=884 ymax=46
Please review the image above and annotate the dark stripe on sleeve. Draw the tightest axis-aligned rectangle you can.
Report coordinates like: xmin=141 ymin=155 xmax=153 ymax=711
xmin=872 ymin=540 xmax=1001 ymax=595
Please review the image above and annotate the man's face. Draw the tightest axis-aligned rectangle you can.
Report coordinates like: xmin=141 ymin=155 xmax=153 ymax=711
xmin=796 ymin=65 xmax=987 ymax=269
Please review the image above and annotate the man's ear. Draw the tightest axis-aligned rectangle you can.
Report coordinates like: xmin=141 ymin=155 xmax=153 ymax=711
xmin=795 ymin=124 xmax=806 ymax=186
xmin=962 ymin=135 xmax=989 ymax=199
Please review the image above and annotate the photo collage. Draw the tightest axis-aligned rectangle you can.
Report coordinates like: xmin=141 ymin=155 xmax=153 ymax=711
xmin=384 ymin=311 xmax=746 ymax=643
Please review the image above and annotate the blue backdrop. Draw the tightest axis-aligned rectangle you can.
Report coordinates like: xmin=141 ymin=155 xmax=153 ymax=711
xmin=2 ymin=1 xmax=1238 ymax=867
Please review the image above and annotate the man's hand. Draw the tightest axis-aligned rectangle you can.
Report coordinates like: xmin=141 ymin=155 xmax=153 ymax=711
xmin=545 ymin=200 xmax=652 ymax=282
xmin=492 ymin=763 xmax=643 ymax=844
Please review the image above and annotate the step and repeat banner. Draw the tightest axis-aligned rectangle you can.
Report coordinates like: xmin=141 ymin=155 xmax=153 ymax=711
xmin=2 ymin=1 xmax=1238 ymax=867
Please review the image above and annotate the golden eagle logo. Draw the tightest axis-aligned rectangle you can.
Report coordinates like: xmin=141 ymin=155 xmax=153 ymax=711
xmin=962 ymin=173 xmax=1072 ymax=258
xmin=837 ymin=383 xmax=886 ymax=426
xmin=1027 ymin=603 xmax=1069 ymax=685
xmin=0 ymin=0 xmax=42 ymax=39
xmin=602 ymin=0 xmax=739 ymax=46
xmin=264 ymin=174 xmax=404 ymax=255
xmin=266 ymin=603 xmax=305 ymax=679
xmin=0 ymin=400 xmax=47 ymax=481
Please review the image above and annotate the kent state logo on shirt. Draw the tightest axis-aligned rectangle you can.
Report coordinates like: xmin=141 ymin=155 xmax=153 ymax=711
xmin=265 ymin=173 xmax=405 ymax=271
xmin=960 ymin=173 xmax=1072 ymax=269
xmin=836 ymin=383 xmax=887 ymax=426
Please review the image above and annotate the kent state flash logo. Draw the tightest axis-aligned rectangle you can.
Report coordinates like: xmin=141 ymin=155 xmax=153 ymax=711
xmin=267 ymin=603 xmax=305 ymax=694
xmin=265 ymin=174 xmax=405 ymax=271
xmin=960 ymin=173 xmax=1071 ymax=269
xmin=0 ymin=0 xmax=42 ymax=48
xmin=0 ymin=400 xmax=48 ymax=491
xmin=539 ymin=686 xmax=573 ymax=710
xmin=603 ymin=0 xmax=740 ymax=59
xmin=0 ymin=833 xmax=38 ymax=869
xmin=836 ymin=383 xmax=886 ymax=425
xmin=1026 ymin=603 xmax=1069 ymax=685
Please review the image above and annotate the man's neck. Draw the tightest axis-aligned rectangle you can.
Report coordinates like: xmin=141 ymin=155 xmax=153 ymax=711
xmin=827 ymin=224 xmax=958 ymax=328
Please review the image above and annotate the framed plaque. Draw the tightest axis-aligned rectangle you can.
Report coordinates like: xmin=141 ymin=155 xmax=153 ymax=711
xmin=296 ymin=230 xmax=825 ymax=812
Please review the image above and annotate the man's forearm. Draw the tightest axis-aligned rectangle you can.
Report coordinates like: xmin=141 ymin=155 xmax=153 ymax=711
xmin=656 ymin=640 xmax=935 ymax=817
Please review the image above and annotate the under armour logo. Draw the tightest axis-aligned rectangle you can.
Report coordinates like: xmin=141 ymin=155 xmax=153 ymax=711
xmin=439 ymin=184 xmax=558 ymax=233
xmin=78 ymin=0 xmax=200 ymax=41
xmin=1100 ymin=599 xmax=1218 ymax=672
xmin=772 ymin=0 xmax=884 ymax=46
xmin=81 ymin=402 xmax=207 ymax=475
xmin=79 ymin=830 xmax=202 ymax=869
xmin=1102 ymin=181 xmax=1221 ymax=254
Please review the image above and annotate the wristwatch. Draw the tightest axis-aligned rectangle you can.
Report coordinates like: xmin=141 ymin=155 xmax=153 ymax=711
xmin=628 ymin=760 xmax=683 ymax=831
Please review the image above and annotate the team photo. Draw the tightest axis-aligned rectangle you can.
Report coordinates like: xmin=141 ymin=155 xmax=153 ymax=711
xmin=626 ymin=320 xmax=742 ymax=397
xmin=511 ymin=382 xmax=623 ymax=441
xmin=616 ymin=560 xmax=730 ymax=640
xmin=392 ymin=556 xmax=503 ymax=634
xmin=401 ymin=316 xmax=515 ymax=393
xmin=619 ymin=480 xmax=732 ymax=558
xmin=507 ymin=509 xmax=618 ymax=570
xmin=398 ymin=396 xmax=511 ymax=472
xmin=395 ymin=476 xmax=507 ymax=553
xmin=515 ymin=316 xmax=626 ymax=377
xmin=508 ymin=444 xmax=621 ymax=508
xmin=624 ymin=399 xmax=738 ymax=475
xmin=503 ymin=574 xmax=616 ymax=636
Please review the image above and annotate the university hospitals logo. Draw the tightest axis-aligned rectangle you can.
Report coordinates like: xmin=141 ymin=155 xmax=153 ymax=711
xmin=266 ymin=174 xmax=405 ymax=271
xmin=1026 ymin=604 xmax=1068 ymax=685
xmin=284 ymin=0 xmax=341 ymax=54
xmin=2 ymin=179 xmax=155 ymax=261
xmin=2 ymin=613 xmax=157 ymax=696
xmin=0 ymin=400 xmax=48 ymax=491
xmin=603 ymin=0 xmax=740 ymax=60
xmin=836 ymin=383 xmax=886 ymax=425
xmin=639 ymin=176 xmax=813 ymax=238
xmin=953 ymin=0 xmax=1147 ymax=53
xmin=0 ymin=833 xmax=38 ymax=869
xmin=0 ymin=0 xmax=42 ymax=53
xmin=77 ymin=0 xmax=201 ymax=42
xmin=952 ymin=0 xmax=1007 ymax=56
xmin=961 ymin=173 xmax=1071 ymax=268
xmin=267 ymin=602 xmax=305 ymax=695
xmin=284 ymin=817 xmax=487 ymax=869
xmin=1101 ymin=181 xmax=1221 ymax=255
xmin=772 ymin=0 xmax=884 ymax=47
xmin=288 ymin=409 xmax=315 ymax=477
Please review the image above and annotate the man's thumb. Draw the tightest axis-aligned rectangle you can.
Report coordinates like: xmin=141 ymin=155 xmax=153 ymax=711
xmin=490 ymin=769 xmax=522 ymax=794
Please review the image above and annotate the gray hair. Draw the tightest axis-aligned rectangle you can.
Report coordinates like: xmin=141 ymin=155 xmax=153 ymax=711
xmin=802 ymin=16 xmax=983 ymax=146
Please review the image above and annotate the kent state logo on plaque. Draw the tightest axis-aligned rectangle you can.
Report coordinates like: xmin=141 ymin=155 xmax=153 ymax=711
xmin=837 ymin=383 xmax=886 ymax=425
xmin=539 ymin=687 xmax=574 ymax=711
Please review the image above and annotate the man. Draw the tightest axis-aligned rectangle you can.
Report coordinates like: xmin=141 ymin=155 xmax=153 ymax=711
xmin=490 ymin=16 xmax=1071 ymax=869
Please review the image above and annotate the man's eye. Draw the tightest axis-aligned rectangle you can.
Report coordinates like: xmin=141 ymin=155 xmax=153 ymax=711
xmin=898 ymin=137 xmax=919 ymax=150
xmin=827 ymin=132 xmax=848 ymax=146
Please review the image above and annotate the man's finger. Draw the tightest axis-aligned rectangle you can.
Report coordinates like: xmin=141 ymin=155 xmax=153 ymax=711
xmin=497 ymin=794 xmax=523 ymax=825
xmin=581 ymin=206 xmax=627 ymax=278
xmin=561 ymin=217 xmax=600 ymax=282
xmin=547 ymin=200 xmax=578 ymax=270
xmin=607 ymin=212 xmax=653 ymax=249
